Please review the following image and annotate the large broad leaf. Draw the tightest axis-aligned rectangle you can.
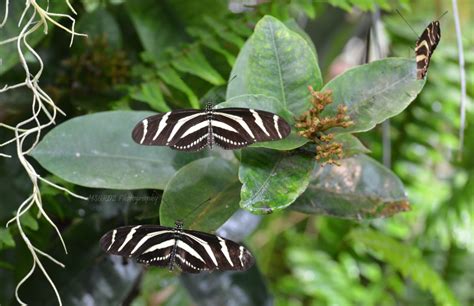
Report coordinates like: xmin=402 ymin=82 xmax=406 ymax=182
xmin=180 ymin=264 xmax=273 ymax=306
xmin=323 ymin=58 xmax=426 ymax=133
xmin=291 ymin=154 xmax=410 ymax=219
xmin=30 ymin=111 xmax=206 ymax=190
xmin=127 ymin=0 xmax=188 ymax=62
xmin=239 ymin=148 xmax=314 ymax=214
xmin=227 ymin=15 xmax=322 ymax=116
xmin=217 ymin=94 xmax=308 ymax=150
xmin=160 ymin=157 xmax=240 ymax=232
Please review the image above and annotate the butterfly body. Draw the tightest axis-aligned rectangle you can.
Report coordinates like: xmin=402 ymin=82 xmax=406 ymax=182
xmin=100 ymin=222 xmax=255 ymax=273
xmin=415 ymin=20 xmax=441 ymax=80
xmin=132 ymin=107 xmax=291 ymax=151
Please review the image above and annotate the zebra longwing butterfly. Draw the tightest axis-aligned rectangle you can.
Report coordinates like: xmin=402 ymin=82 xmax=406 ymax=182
xmin=100 ymin=222 xmax=255 ymax=273
xmin=415 ymin=20 xmax=441 ymax=80
xmin=131 ymin=104 xmax=291 ymax=151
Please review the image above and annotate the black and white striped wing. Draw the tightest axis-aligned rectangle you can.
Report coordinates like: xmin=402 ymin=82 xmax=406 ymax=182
xmin=100 ymin=225 xmax=175 ymax=267
xmin=212 ymin=108 xmax=291 ymax=149
xmin=415 ymin=21 xmax=441 ymax=80
xmin=132 ymin=110 xmax=209 ymax=151
xmin=178 ymin=229 xmax=254 ymax=273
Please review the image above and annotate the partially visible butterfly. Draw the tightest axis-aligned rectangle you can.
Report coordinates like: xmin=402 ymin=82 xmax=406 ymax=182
xmin=100 ymin=221 xmax=255 ymax=273
xmin=415 ymin=20 xmax=441 ymax=80
xmin=131 ymin=104 xmax=291 ymax=151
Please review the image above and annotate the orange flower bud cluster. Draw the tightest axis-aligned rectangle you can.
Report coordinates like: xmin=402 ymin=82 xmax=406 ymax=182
xmin=295 ymin=86 xmax=354 ymax=165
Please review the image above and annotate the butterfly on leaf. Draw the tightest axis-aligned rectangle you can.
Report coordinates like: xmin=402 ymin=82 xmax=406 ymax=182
xmin=100 ymin=221 xmax=255 ymax=273
xmin=131 ymin=104 xmax=291 ymax=151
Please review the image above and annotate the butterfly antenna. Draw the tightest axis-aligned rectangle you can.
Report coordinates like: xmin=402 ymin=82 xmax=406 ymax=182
xmin=437 ymin=10 xmax=448 ymax=21
xmin=395 ymin=9 xmax=419 ymax=38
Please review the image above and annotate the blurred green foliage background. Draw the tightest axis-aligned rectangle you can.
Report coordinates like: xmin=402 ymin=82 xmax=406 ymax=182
xmin=0 ymin=0 xmax=472 ymax=305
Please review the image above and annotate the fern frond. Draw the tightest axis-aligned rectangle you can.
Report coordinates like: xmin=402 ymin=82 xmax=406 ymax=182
xmin=349 ymin=229 xmax=461 ymax=306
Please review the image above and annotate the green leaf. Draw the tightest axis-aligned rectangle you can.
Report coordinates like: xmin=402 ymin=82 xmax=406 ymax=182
xmin=0 ymin=229 xmax=15 ymax=249
xmin=187 ymin=27 xmax=236 ymax=66
xmin=281 ymin=248 xmax=366 ymax=305
xmin=157 ymin=67 xmax=200 ymax=109
xmin=127 ymin=0 xmax=188 ymax=61
xmin=227 ymin=15 xmax=323 ymax=116
xmin=20 ymin=211 xmax=39 ymax=231
xmin=291 ymin=154 xmax=410 ymax=219
xmin=76 ymin=8 xmax=122 ymax=50
xmin=131 ymin=80 xmax=171 ymax=112
xmin=322 ymin=58 xmax=426 ymax=133
xmin=30 ymin=111 xmax=206 ymax=190
xmin=160 ymin=157 xmax=240 ymax=232
xmin=333 ymin=134 xmax=371 ymax=157
xmin=172 ymin=47 xmax=225 ymax=85
xmin=217 ymin=94 xmax=308 ymax=150
xmin=284 ymin=19 xmax=318 ymax=59
xmin=239 ymin=148 xmax=314 ymax=214
xmin=203 ymin=16 xmax=246 ymax=48
xmin=350 ymin=229 xmax=461 ymax=306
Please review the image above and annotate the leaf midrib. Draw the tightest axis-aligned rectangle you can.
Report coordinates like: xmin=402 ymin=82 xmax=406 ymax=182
xmin=268 ymin=22 xmax=287 ymax=107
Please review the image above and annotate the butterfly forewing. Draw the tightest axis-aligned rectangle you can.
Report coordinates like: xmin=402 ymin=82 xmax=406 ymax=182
xmin=132 ymin=109 xmax=207 ymax=148
xmin=212 ymin=108 xmax=291 ymax=149
xmin=415 ymin=21 xmax=441 ymax=80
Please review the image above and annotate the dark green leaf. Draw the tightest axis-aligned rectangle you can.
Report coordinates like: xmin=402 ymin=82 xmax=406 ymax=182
xmin=157 ymin=67 xmax=200 ymax=109
xmin=0 ymin=229 xmax=15 ymax=249
xmin=30 ymin=111 xmax=206 ymax=190
xmin=20 ymin=211 xmax=38 ymax=231
xmin=239 ymin=148 xmax=314 ymax=214
xmin=291 ymin=154 xmax=410 ymax=219
xmin=131 ymin=80 xmax=171 ymax=112
xmin=187 ymin=27 xmax=236 ymax=66
xmin=172 ymin=47 xmax=225 ymax=85
xmin=160 ymin=157 xmax=240 ymax=232
xmin=217 ymin=94 xmax=308 ymax=150
xmin=127 ymin=0 xmax=188 ymax=61
xmin=76 ymin=8 xmax=122 ymax=50
xmin=227 ymin=15 xmax=323 ymax=116
xmin=323 ymin=58 xmax=426 ymax=133
xmin=203 ymin=16 xmax=245 ymax=48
